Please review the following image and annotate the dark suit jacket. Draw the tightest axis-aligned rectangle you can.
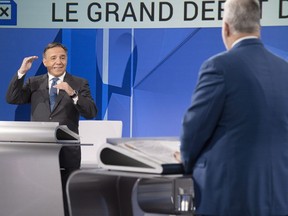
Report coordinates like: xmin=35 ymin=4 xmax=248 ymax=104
xmin=6 ymin=72 xmax=97 ymax=168
xmin=180 ymin=39 xmax=288 ymax=216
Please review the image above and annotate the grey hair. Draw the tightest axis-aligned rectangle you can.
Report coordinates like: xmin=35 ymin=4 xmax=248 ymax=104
xmin=224 ymin=0 xmax=261 ymax=34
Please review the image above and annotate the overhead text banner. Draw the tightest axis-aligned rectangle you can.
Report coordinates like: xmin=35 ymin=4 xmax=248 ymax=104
xmin=0 ymin=0 xmax=287 ymax=28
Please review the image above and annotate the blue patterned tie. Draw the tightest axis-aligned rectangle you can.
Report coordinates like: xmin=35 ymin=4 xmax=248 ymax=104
xmin=49 ymin=77 xmax=59 ymax=111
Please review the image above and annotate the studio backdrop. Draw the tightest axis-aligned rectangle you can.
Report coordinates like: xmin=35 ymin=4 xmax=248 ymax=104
xmin=0 ymin=0 xmax=287 ymax=137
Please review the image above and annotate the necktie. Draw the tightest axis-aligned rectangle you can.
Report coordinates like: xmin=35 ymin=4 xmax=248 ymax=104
xmin=49 ymin=77 xmax=59 ymax=111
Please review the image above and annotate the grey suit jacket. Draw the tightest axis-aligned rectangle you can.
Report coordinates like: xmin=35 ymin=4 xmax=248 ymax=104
xmin=6 ymin=72 xmax=97 ymax=168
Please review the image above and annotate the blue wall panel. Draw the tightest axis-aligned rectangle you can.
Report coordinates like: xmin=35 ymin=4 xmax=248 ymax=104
xmin=0 ymin=26 xmax=287 ymax=137
xmin=105 ymin=29 xmax=134 ymax=135
xmin=62 ymin=29 xmax=99 ymax=120
xmin=0 ymin=29 xmax=61 ymax=120
xmin=132 ymin=28 xmax=224 ymax=136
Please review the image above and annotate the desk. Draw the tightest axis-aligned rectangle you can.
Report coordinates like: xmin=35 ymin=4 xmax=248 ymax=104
xmin=67 ymin=168 xmax=194 ymax=216
xmin=0 ymin=142 xmax=64 ymax=216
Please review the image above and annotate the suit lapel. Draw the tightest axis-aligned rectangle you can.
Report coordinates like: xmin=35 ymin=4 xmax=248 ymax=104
xmin=38 ymin=75 xmax=51 ymax=111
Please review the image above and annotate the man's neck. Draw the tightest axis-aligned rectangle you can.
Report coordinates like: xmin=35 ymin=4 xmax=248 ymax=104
xmin=228 ymin=32 xmax=260 ymax=50
xmin=232 ymin=35 xmax=259 ymax=48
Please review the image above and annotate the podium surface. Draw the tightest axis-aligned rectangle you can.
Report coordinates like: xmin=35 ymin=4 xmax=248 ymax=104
xmin=0 ymin=141 xmax=64 ymax=216
xmin=0 ymin=121 xmax=80 ymax=216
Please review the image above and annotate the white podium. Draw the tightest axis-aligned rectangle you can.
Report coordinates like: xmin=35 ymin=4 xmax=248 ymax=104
xmin=0 ymin=121 xmax=80 ymax=216
xmin=79 ymin=120 xmax=122 ymax=167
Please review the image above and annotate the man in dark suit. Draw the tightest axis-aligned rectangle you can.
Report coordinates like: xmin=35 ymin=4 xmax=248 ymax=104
xmin=6 ymin=42 xmax=97 ymax=215
xmin=180 ymin=0 xmax=288 ymax=215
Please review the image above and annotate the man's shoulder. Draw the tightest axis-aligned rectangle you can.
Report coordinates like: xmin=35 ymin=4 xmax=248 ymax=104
xmin=209 ymin=51 xmax=229 ymax=61
xmin=65 ymin=73 xmax=87 ymax=83
xmin=202 ymin=50 xmax=230 ymax=68
xmin=28 ymin=73 xmax=47 ymax=82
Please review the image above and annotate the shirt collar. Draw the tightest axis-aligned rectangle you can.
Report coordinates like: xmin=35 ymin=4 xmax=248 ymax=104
xmin=48 ymin=72 xmax=66 ymax=82
xmin=232 ymin=36 xmax=258 ymax=48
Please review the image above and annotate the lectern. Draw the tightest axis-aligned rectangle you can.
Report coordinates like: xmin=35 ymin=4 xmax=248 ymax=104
xmin=67 ymin=137 xmax=194 ymax=216
xmin=0 ymin=121 xmax=80 ymax=216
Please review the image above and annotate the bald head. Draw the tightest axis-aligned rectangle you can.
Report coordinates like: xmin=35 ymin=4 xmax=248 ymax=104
xmin=222 ymin=0 xmax=261 ymax=50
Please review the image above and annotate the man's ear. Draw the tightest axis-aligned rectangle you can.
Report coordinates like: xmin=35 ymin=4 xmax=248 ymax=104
xmin=42 ymin=58 xmax=47 ymax=67
xmin=223 ymin=22 xmax=230 ymax=38
xmin=222 ymin=21 xmax=233 ymax=50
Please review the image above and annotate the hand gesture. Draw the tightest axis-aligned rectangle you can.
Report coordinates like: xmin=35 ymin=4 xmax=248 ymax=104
xmin=54 ymin=81 xmax=75 ymax=96
xmin=18 ymin=56 xmax=38 ymax=74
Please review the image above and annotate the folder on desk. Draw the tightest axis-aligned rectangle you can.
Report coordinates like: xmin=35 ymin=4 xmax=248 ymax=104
xmin=97 ymin=137 xmax=184 ymax=174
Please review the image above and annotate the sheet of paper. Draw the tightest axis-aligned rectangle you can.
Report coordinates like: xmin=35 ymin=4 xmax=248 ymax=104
xmin=119 ymin=140 xmax=180 ymax=164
